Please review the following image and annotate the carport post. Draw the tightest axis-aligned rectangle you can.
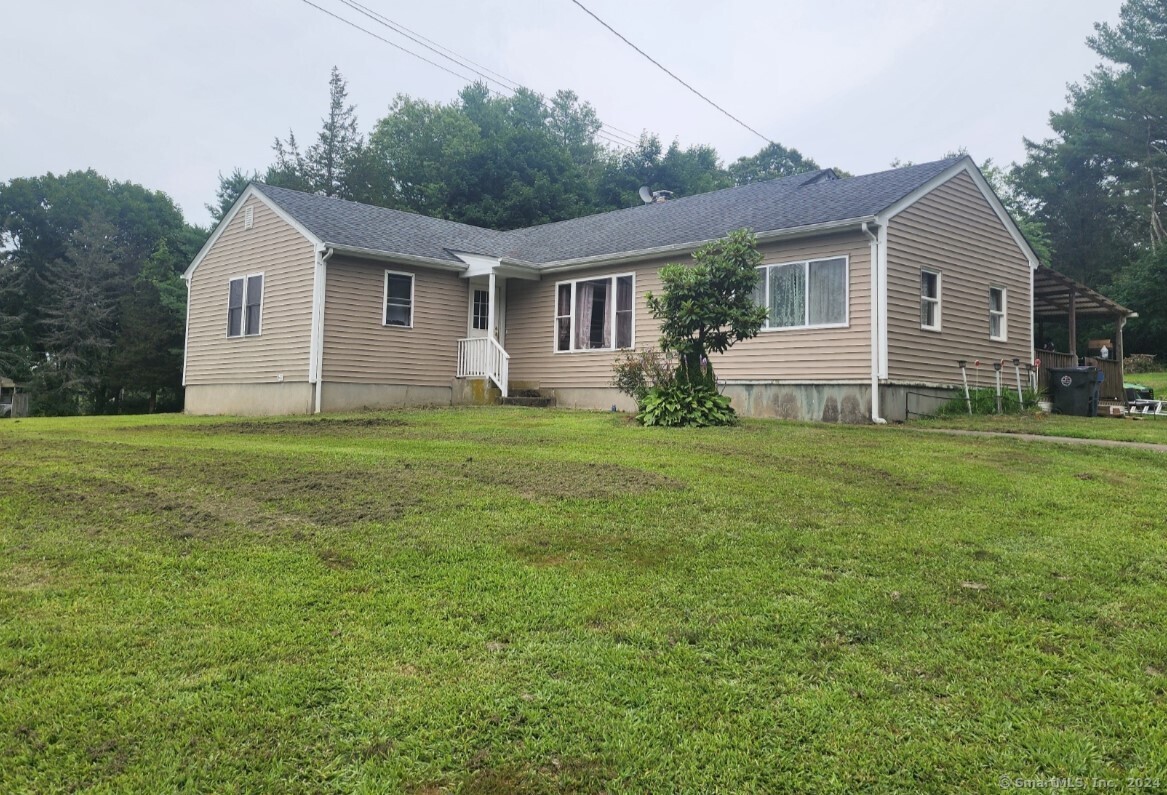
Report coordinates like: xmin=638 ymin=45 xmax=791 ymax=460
xmin=1067 ymin=286 xmax=1078 ymax=358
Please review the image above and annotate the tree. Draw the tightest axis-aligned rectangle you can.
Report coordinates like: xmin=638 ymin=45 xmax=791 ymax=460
xmin=593 ymin=133 xmax=733 ymax=210
xmin=268 ymin=67 xmax=366 ymax=199
xmin=0 ymin=170 xmax=200 ymax=414
xmin=1010 ymin=0 xmax=1167 ymax=357
xmin=647 ymin=229 xmax=769 ymax=384
xmin=728 ymin=142 xmax=819 ymax=185
xmin=207 ymin=168 xmax=258 ymax=222
xmin=39 ymin=214 xmax=122 ymax=412
xmin=639 ymin=230 xmax=768 ymax=426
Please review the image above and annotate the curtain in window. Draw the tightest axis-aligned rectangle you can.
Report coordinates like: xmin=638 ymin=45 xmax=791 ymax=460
xmin=600 ymin=284 xmax=612 ymax=348
xmin=616 ymin=276 xmax=633 ymax=348
xmin=752 ymin=268 xmax=768 ymax=326
xmin=556 ymin=284 xmax=571 ymax=351
xmin=575 ymin=282 xmax=594 ymax=349
xmin=769 ymin=263 xmax=805 ymax=328
xmin=808 ymin=258 xmax=845 ymax=325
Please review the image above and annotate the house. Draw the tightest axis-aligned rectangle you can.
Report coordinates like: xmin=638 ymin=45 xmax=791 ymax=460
xmin=182 ymin=155 xmax=1052 ymax=422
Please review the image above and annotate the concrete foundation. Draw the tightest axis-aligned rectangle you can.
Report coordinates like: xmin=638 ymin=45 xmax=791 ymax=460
xmin=184 ymin=382 xmax=315 ymax=416
xmin=721 ymin=382 xmax=873 ymax=423
xmin=452 ymin=378 xmax=501 ymax=406
xmin=542 ymin=387 xmax=637 ymax=413
xmin=320 ymin=382 xmax=452 ymax=412
xmin=879 ymin=384 xmax=960 ymax=422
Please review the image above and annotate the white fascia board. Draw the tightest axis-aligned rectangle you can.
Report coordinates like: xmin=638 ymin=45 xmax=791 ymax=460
xmin=327 ymin=245 xmax=469 ymax=273
xmin=183 ymin=185 xmax=323 ymax=280
xmin=879 ymin=156 xmax=1042 ymax=270
xmin=448 ymin=250 xmax=542 ymax=280
xmin=536 ymin=217 xmax=874 ymax=274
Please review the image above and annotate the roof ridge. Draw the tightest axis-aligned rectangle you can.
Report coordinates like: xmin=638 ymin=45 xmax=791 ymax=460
xmin=499 ymin=167 xmax=833 ymax=240
xmin=252 ymin=182 xmax=503 ymax=238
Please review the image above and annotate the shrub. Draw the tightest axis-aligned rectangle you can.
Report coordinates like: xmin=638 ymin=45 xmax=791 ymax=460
xmin=1124 ymin=353 xmax=1158 ymax=374
xmin=637 ymin=378 xmax=737 ymax=427
xmin=934 ymin=386 xmax=1045 ymax=417
xmin=611 ymin=348 xmax=675 ymax=405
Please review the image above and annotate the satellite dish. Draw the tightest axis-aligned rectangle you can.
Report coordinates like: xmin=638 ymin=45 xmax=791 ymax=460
xmin=638 ymin=185 xmax=653 ymax=204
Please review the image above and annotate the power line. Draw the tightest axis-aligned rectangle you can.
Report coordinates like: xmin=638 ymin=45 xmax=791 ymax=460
xmin=296 ymin=0 xmax=638 ymax=149
xmin=335 ymin=0 xmax=641 ymax=147
xmin=568 ymin=0 xmax=775 ymax=146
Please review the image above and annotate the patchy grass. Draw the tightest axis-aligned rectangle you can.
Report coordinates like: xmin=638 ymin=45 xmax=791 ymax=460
xmin=2 ymin=407 xmax=1166 ymax=793
xmin=911 ymin=412 xmax=1167 ymax=445
xmin=1130 ymin=370 xmax=1167 ymax=393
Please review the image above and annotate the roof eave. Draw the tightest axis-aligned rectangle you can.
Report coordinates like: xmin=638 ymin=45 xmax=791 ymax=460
xmin=325 ymin=244 xmax=471 ymax=272
xmin=535 ymin=217 xmax=876 ymax=273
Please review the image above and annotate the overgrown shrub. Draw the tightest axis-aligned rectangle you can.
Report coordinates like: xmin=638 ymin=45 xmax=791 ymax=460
xmin=1124 ymin=353 xmax=1158 ymax=374
xmin=934 ymin=386 xmax=1045 ymax=417
xmin=637 ymin=378 xmax=736 ymax=427
xmin=611 ymin=348 xmax=675 ymax=405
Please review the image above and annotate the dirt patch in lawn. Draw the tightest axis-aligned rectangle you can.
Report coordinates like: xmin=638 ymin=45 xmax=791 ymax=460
xmin=182 ymin=416 xmax=410 ymax=435
xmin=463 ymin=459 xmax=683 ymax=501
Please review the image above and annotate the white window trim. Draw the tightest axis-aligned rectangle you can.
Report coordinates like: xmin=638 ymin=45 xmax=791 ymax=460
xmin=552 ymin=272 xmax=636 ymax=353
xmin=755 ymin=255 xmax=850 ymax=332
xmin=989 ymin=285 xmax=1007 ymax=342
xmin=383 ymin=270 xmax=415 ymax=329
xmin=920 ymin=269 xmax=942 ymax=332
xmin=226 ymin=271 xmax=265 ymax=339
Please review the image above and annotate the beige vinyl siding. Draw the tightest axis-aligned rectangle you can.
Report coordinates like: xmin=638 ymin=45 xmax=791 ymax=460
xmin=185 ymin=196 xmax=316 ymax=385
xmin=506 ymin=231 xmax=872 ymax=387
xmin=886 ymin=171 xmax=1032 ymax=385
xmin=321 ymin=257 xmax=465 ymax=385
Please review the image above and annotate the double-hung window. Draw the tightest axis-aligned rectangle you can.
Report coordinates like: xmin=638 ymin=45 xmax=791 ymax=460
xmin=555 ymin=274 xmax=634 ymax=352
xmin=989 ymin=286 xmax=1006 ymax=341
xmin=753 ymin=257 xmax=847 ymax=329
xmin=384 ymin=271 xmax=414 ymax=327
xmin=920 ymin=270 xmax=941 ymax=331
xmin=227 ymin=273 xmax=263 ymax=337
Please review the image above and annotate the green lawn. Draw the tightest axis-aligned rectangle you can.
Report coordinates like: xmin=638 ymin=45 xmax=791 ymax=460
xmin=911 ymin=370 xmax=1167 ymax=445
xmin=1130 ymin=370 xmax=1167 ymax=394
xmin=2 ymin=408 xmax=1165 ymax=793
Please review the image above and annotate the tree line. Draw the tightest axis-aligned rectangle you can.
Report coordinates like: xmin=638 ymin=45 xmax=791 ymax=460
xmin=2 ymin=0 xmax=1166 ymax=414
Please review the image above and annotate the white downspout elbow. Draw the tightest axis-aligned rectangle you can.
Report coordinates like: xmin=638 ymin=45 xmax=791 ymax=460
xmin=861 ymin=222 xmax=887 ymax=424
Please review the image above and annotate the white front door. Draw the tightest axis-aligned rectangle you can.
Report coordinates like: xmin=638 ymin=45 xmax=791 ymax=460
xmin=467 ymin=276 xmax=505 ymax=346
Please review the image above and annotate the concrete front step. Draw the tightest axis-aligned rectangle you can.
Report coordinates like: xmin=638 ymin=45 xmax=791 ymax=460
xmin=500 ymin=395 xmax=556 ymax=408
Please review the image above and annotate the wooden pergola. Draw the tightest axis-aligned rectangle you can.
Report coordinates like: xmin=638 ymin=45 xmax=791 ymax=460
xmin=1033 ymin=266 xmax=1136 ymax=360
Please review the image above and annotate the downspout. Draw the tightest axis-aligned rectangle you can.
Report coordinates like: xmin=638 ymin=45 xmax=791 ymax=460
xmin=861 ymin=222 xmax=887 ymax=424
xmin=181 ymin=274 xmax=191 ymax=391
xmin=311 ymin=246 xmax=334 ymax=414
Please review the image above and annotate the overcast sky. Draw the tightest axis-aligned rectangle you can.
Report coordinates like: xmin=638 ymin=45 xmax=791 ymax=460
xmin=1 ymin=0 xmax=1124 ymax=228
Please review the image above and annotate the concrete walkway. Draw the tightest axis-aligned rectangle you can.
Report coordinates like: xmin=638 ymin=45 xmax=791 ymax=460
xmin=907 ymin=427 xmax=1167 ymax=453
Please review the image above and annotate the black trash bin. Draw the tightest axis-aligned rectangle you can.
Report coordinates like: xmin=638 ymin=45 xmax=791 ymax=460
xmin=1049 ymin=366 xmax=1098 ymax=416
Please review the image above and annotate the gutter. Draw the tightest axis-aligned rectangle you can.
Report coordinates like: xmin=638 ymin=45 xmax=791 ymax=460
xmin=310 ymin=246 xmax=334 ymax=414
xmin=325 ymin=244 xmax=471 ymax=272
xmin=861 ymin=222 xmax=887 ymax=424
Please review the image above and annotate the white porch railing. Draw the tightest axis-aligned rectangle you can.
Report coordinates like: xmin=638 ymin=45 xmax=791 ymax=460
xmin=457 ymin=336 xmax=509 ymax=397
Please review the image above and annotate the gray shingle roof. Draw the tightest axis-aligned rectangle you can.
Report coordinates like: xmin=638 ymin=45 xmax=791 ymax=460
xmin=252 ymin=157 xmax=962 ymax=267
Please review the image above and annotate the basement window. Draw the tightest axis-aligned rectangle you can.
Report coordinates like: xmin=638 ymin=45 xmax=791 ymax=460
xmin=227 ymin=273 xmax=264 ymax=338
xmin=920 ymin=269 xmax=941 ymax=331
xmin=555 ymin=274 xmax=634 ymax=352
